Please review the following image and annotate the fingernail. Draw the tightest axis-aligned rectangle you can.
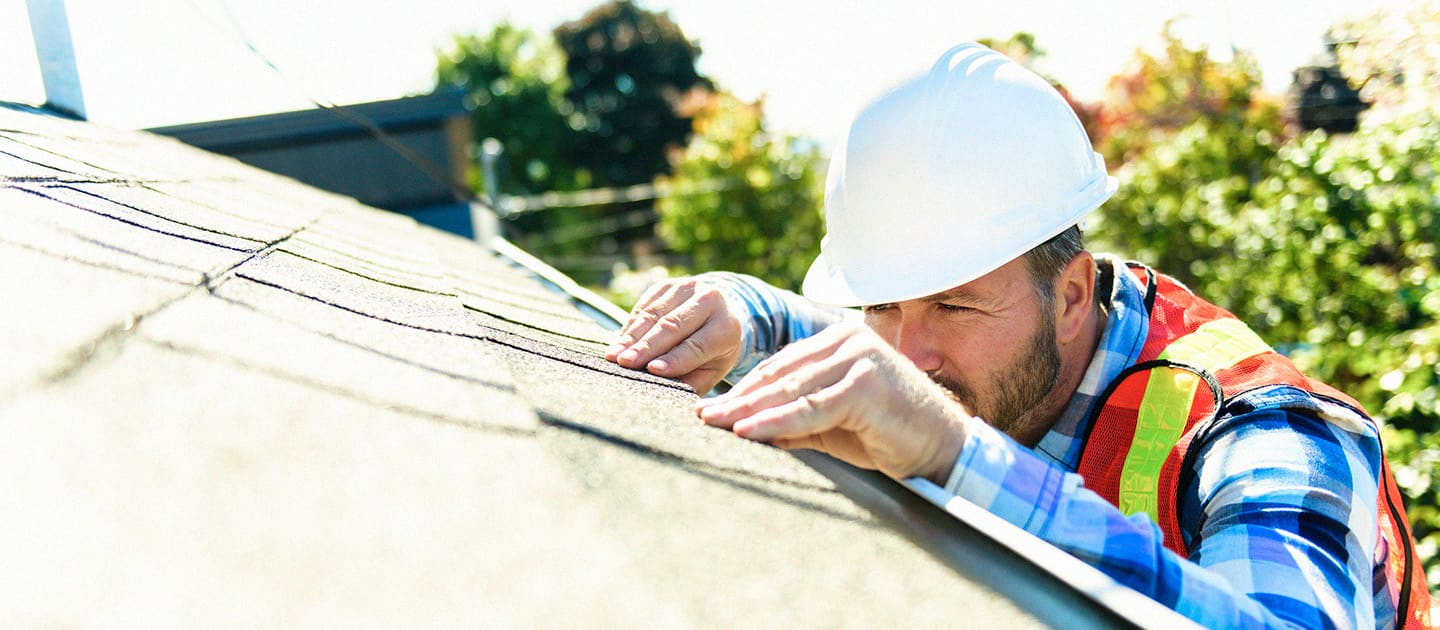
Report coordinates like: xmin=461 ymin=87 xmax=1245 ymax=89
xmin=648 ymin=359 xmax=669 ymax=372
xmin=618 ymin=349 xmax=639 ymax=363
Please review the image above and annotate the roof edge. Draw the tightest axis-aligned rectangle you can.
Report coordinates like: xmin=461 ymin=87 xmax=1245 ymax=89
xmin=490 ymin=236 xmax=628 ymax=330
xmin=794 ymin=451 xmax=1200 ymax=629
xmin=146 ymin=89 xmax=468 ymax=148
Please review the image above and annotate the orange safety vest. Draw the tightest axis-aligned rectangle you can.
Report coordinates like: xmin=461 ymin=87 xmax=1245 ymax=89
xmin=1076 ymin=263 xmax=1432 ymax=629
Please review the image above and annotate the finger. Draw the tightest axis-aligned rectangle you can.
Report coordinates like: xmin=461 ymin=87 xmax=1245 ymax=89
xmin=610 ymin=282 xmax=684 ymax=352
xmin=731 ymin=381 xmax=849 ymax=442
xmin=698 ymin=354 xmax=850 ymax=429
xmin=768 ymin=436 xmax=818 ymax=451
xmin=645 ymin=300 xmax=737 ymax=377
xmin=629 ymin=279 xmax=673 ymax=316
xmin=674 ymin=365 xmax=727 ymax=397
xmin=768 ymin=434 xmax=836 ymax=453
xmin=620 ymin=292 xmax=720 ymax=369
xmin=608 ymin=283 xmax=695 ymax=364
xmin=716 ymin=325 xmax=852 ymax=400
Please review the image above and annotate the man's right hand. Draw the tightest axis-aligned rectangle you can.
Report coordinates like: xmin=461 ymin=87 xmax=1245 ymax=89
xmin=605 ymin=278 xmax=744 ymax=395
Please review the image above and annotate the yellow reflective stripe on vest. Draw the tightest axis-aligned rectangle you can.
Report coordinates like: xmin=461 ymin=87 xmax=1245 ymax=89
xmin=1115 ymin=319 xmax=1273 ymax=521
xmin=1157 ymin=319 xmax=1273 ymax=374
xmin=1118 ymin=370 xmax=1201 ymax=519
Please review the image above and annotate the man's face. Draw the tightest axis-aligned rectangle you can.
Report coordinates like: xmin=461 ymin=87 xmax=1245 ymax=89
xmin=862 ymin=257 xmax=1062 ymax=441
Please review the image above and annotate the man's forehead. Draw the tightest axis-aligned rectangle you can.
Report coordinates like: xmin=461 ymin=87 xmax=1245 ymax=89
xmin=861 ymin=257 xmax=1029 ymax=307
xmin=917 ymin=258 xmax=1033 ymax=305
xmin=919 ymin=285 xmax=986 ymax=303
xmin=863 ymin=285 xmax=986 ymax=307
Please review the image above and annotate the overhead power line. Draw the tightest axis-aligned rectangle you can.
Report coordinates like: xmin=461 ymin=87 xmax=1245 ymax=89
xmin=181 ymin=0 xmax=476 ymax=204
xmin=496 ymin=178 xmax=731 ymax=216
xmin=179 ymin=0 xmax=738 ymax=230
xmin=524 ymin=207 xmax=660 ymax=248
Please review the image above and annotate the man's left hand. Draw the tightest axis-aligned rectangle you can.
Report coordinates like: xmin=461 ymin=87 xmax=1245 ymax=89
xmin=695 ymin=322 xmax=971 ymax=485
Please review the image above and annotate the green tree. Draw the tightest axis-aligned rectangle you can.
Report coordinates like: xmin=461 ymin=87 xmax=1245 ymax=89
xmin=434 ymin=22 xmax=586 ymax=196
xmin=554 ymin=0 xmax=712 ymax=186
xmin=655 ymin=92 xmax=824 ymax=290
xmin=1089 ymin=27 xmax=1286 ymax=293
xmin=1325 ymin=4 xmax=1440 ymax=584
xmin=1259 ymin=121 xmax=1440 ymax=587
xmin=1093 ymin=23 xmax=1277 ymax=168
xmin=434 ymin=22 xmax=611 ymax=284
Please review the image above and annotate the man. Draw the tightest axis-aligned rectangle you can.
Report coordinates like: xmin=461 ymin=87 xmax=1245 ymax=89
xmin=605 ymin=44 xmax=1431 ymax=628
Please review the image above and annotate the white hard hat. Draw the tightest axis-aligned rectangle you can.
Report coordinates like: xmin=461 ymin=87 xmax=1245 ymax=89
xmin=801 ymin=43 xmax=1118 ymax=307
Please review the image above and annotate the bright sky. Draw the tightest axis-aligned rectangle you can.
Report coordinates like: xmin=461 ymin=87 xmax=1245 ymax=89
xmin=3 ymin=0 xmax=1397 ymax=151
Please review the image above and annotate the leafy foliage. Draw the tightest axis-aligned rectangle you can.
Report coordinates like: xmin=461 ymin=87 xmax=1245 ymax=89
xmin=435 ymin=4 xmax=715 ymax=285
xmin=1266 ymin=118 xmax=1440 ymax=588
xmin=554 ymin=0 xmax=712 ymax=187
xmin=434 ymin=22 xmax=613 ymax=282
xmin=1094 ymin=23 xmax=1277 ymax=168
xmin=1090 ymin=24 xmax=1440 ymax=587
xmin=434 ymin=23 xmax=585 ymax=196
xmin=655 ymin=92 xmax=825 ymax=291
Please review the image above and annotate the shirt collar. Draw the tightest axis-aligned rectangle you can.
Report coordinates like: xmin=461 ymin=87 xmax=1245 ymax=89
xmin=1032 ymin=255 xmax=1151 ymax=470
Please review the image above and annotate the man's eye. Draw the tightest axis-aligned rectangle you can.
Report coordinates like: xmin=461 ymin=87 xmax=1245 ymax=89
xmin=863 ymin=303 xmax=896 ymax=313
xmin=937 ymin=303 xmax=973 ymax=312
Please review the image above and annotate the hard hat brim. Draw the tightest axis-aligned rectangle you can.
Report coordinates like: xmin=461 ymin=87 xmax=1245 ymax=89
xmin=801 ymin=173 xmax=1118 ymax=307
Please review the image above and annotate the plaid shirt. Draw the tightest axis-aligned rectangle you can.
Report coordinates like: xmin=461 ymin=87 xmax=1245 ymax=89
xmin=701 ymin=258 xmax=1389 ymax=629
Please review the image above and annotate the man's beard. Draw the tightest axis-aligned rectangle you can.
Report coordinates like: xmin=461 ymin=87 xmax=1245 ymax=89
xmin=930 ymin=310 xmax=1062 ymax=437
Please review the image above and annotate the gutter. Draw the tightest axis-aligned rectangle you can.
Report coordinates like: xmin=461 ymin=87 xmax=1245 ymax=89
xmin=490 ymin=236 xmax=629 ymax=330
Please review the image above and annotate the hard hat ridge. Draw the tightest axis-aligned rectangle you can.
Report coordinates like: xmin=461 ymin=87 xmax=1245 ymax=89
xmin=801 ymin=42 xmax=1117 ymax=307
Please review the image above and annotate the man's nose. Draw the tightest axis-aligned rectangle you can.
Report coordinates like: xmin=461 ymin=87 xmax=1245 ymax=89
xmin=892 ymin=316 xmax=942 ymax=372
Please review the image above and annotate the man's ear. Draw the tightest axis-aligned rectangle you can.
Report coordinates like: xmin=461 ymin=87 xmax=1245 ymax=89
xmin=1053 ymin=251 xmax=1096 ymax=345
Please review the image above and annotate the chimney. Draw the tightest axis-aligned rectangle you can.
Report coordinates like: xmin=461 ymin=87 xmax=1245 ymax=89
xmin=27 ymin=0 xmax=86 ymax=120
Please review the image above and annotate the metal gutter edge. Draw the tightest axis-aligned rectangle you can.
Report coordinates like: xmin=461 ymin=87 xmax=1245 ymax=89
xmin=489 ymin=236 xmax=629 ymax=330
xmin=794 ymin=451 xmax=1202 ymax=629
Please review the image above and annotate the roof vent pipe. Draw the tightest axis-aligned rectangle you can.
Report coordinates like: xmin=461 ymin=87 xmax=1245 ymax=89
xmin=26 ymin=0 xmax=86 ymax=120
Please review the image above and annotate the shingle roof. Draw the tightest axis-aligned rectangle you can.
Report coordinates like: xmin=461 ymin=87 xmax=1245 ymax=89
xmin=0 ymin=102 xmax=1182 ymax=627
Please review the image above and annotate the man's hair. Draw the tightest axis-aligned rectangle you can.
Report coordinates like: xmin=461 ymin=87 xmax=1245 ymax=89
xmin=1022 ymin=225 xmax=1084 ymax=304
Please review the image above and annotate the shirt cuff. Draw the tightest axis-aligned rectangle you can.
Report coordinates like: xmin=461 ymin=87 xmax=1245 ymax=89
xmin=940 ymin=420 xmax=1067 ymax=536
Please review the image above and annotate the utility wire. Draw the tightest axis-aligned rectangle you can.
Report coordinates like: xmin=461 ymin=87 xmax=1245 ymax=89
xmin=524 ymin=207 xmax=660 ymax=248
xmin=179 ymin=0 xmax=736 ymax=227
xmin=497 ymin=178 xmax=730 ymax=216
xmin=181 ymin=0 xmax=476 ymax=204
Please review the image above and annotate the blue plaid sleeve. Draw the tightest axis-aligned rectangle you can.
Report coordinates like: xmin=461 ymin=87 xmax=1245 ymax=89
xmin=942 ymin=398 xmax=1383 ymax=629
xmin=692 ymin=272 xmax=858 ymax=384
